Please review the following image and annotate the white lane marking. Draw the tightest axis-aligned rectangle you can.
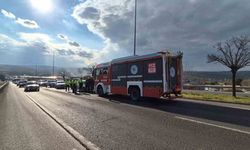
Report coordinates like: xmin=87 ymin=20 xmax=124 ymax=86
xmin=175 ymin=116 xmax=250 ymax=135
xmin=0 ymin=82 xmax=8 ymax=89
xmin=25 ymin=94 xmax=100 ymax=150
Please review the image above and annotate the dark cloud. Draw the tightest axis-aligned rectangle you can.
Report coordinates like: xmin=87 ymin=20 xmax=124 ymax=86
xmin=57 ymin=34 xmax=68 ymax=40
xmin=57 ymin=48 xmax=93 ymax=59
xmin=57 ymin=34 xmax=81 ymax=47
xmin=58 ymin=49 xmax=74 ymax=56
xmin=79 ymin=7 xmax=100 ymax=20
xmin=102 ymin=13 xmax=133 ymax=47
xmin=24 ymin=21 xmax=36 ymax=26
xmin=69 ymin=41 xmax=80 ymax=47
xmin=73 ymin=0 xmax=250 ymax=70
xmin=78 ymin=51 xmax=93 ymax=58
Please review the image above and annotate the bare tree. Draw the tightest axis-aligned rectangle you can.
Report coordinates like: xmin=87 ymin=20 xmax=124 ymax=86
xmin=82 ymin=64 xmax=96 ymax=75
xmin=58 ymin=68 xmax=70 ymax=80
xmin=88 ymin=65 xmax=96 ymax=75
xmin=77 ymin=68 xmax=84 ymax=77
xmin=207 ymin=35 xmax=250 ymax=97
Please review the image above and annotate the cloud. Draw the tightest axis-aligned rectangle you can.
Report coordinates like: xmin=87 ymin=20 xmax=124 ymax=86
xmin=16 ymin=32 xmax=95 ymax=65
xmin=18 ymin=32 xmax=52 ymax=45
xmin=72 ymin=0 xmax=250 ymax=70
xmin=0 ymin=34 xmax=27 ymax=47
xmin=57 ymin=33 xmax=80 ymax=47
xmin=72 ymin=0 xmax=133 ymax=40
xmin=16 ymin=18 xmax=39 ymax=29
xmin=57 ymin=34 xmax=68 ymax=41
xmin=1 ymin=9 xmax=16 ymax=19
xmin=69 ymin=41 xmax=80 ymax=47
xmin=1 ymin=9 xmax=39 ymax=29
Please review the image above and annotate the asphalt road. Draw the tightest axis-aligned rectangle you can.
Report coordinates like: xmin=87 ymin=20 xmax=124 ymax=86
xmin=2 ymin=83 xmax=250 ymax=150
xmin=0 ymin=83 xmax=85 ymax=150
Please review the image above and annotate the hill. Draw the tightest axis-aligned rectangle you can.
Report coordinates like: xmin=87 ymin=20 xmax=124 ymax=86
xmin=0 ymin=64 xmax=90 ymax=77
xmin=184 ymin=71 xmax=250 ymax=84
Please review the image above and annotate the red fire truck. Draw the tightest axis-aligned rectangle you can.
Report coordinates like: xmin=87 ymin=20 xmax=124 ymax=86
xmin=92 ymin=51 xmax=183 ymax=100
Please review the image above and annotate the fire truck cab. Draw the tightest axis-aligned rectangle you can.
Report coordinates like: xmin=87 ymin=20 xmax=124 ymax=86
xmin=93 ymin=51 xmax=183 ymax=100
xmin=92 ymin=62 xmax=111 ymax=96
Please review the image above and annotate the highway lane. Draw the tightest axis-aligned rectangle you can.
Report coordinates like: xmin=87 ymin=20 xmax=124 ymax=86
xmin=0 ymin=83 xmax=85 ymax=150
xmin=22 ymin=84 xmax=250 ymax=150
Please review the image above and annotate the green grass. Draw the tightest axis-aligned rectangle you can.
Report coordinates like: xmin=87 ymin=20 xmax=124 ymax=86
xmin=182 ymin=91 xmax=250 ymax=105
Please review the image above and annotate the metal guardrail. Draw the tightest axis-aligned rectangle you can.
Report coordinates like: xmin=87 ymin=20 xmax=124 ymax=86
xmin=183 ymin=84 xmax=250 ymax=91
xmin=184 ymin=84 xmax=250 ymax=89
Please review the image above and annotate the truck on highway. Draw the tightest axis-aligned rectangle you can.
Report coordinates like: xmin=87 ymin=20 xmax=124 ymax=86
xmin=92 ymin=51 xmax=183 ymax=100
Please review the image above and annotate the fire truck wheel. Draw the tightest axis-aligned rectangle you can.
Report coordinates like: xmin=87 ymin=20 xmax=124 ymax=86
xmin=97 ymin=85 xmax=104 ymax=97
xmin=129 ymin=87 xmax=141 ymax=101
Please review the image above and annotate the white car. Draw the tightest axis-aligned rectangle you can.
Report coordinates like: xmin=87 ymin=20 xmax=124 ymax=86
xmin=55 ymin=81 xmax=65 ymax=89
xmin=24 ymin=81 xmax=40 ymax=92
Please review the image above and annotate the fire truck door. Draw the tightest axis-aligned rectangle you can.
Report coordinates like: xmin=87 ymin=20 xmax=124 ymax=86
xmin=166 ymin=57 xmax=178 ymax=93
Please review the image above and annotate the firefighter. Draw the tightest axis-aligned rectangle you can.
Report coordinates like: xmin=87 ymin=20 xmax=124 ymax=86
xmin=64 ymin=80 xmax=67 ymax=92
xmin=70 ymin=80 xmax=74 ymax=93
xmin=65 ymin=80 xmax=70 ymax=92
xmin=78 ymin=79 xmax=83 ymax=92
xmin=72 ymin=80 xmax=77 ymax=94
xmin=67 ymin=80 xmax=70 ymax=92
xmin=86 ymin=77 xmax=94 ymax=93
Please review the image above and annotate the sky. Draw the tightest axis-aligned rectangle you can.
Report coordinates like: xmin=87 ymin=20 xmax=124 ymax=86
xmin=0 ymin=0 xmax=250 ymax=71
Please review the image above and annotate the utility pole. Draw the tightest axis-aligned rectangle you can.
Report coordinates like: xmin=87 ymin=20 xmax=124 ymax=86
xmin=52 ymin=51 xmax=55 ymax=76
xmin=36 ymin=64 xmax=38 ymax=76
xmin=133 ymin=0 xmax=137 ymax=56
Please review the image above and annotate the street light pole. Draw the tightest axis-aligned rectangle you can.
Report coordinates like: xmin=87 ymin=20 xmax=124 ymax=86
xmin=52 ymin=51 xmax=55 ymax=76
xmin=36 ymin=64 xmax=38 ymax=76
xmin=133 ymin=0 xmax=137 ymax=56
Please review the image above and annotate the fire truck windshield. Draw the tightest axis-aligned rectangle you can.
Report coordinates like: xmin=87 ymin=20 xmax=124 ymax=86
xmin=95 ymin=67 xmax=108 ymax=76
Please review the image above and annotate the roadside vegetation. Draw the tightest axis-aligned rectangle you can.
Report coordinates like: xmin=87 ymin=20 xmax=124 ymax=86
xmin=182 ymin=91 xmax=250 ymax=105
